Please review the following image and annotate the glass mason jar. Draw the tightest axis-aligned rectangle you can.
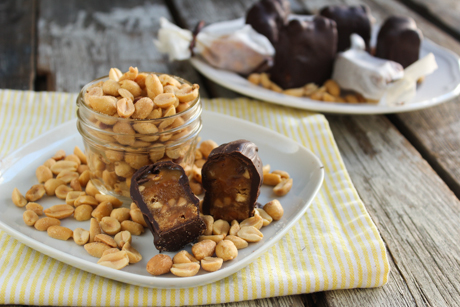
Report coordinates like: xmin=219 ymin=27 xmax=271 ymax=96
xmin=76 ymin=73 xmax=202 ymax=202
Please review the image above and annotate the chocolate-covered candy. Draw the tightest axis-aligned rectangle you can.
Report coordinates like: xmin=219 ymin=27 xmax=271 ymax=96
xmin=202 ymin=140 xmax=263 ymax=222
xmin=376 ymin=16 xmax=422 ymax=68
xmin=130 ymin=161 xmax=205 ymax=252
xmin=270 ymin=17 xmax=338 ymax=89
xmin=320 ymin=4 xmax=372 ymax=52
xmin=245 ymin=0 xmax=290 ymax=44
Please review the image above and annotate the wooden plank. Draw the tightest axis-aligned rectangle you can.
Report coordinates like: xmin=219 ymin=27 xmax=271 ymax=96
xmin=398 ymin=0 xmax=460 ymax=40
xmin=0 ymin=0 xmax=36 ymax=90
xmin=37 ymin=0 xmax=208 ymax=97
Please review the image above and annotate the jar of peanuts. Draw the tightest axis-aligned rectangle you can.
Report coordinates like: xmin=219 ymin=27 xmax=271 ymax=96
xmin=76 ymin=69 xmax=202 ymax=201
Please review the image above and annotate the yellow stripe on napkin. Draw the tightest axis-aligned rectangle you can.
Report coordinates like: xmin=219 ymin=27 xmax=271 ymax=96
xmin=0 ymin=89 xmax=389 ymax=306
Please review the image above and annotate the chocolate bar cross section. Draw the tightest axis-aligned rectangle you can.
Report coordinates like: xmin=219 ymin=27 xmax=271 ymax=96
xmin=130 ymin=161 xmax=205 ymax=252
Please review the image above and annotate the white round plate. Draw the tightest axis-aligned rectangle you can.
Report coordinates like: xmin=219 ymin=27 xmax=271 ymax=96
xmin=0 ymin=111 xmax=324 ymax=289
xmin=190 ymin=18 xmax=460 ymax=114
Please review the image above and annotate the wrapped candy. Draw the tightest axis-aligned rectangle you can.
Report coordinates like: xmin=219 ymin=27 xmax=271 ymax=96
xmin=155 ymin=18 xmax=275 ymax=75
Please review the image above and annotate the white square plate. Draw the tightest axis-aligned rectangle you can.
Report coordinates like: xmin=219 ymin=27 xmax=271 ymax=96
xmin=0 ymin=111 xmax=324 ymax=288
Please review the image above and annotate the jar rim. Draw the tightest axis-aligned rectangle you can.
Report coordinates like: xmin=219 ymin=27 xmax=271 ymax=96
xmin=76 ymin=72 xmax=201 ymax=124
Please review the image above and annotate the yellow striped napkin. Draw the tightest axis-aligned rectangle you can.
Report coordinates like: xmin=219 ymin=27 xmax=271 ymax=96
xmin=0 ymin=89 xmax=389 ymax=306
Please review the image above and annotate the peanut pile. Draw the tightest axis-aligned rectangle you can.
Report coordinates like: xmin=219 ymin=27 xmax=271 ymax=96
xmin=248 ymin=73 xmax=371 ymax=104
xmin=13 ymin=147 xmax=146 ymax=270
xmin=12 ymin=140 xmax=291 ymax=276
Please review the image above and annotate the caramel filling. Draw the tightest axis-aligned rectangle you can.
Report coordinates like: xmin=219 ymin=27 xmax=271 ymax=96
xmin=140 ymin=169 xmax=198 ymax=232
xmin=206 ymin=156 xmax=252 ymax=221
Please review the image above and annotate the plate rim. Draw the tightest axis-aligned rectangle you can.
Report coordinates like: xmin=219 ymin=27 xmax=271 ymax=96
xmin=0 ymin=110 xmax=324 ymax=289
xmin=190 ymin=19 xmax=460 ymax=114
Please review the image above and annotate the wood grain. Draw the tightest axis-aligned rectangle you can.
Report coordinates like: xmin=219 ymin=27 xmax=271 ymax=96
xmin=37 ymin=0 xmax=208 ymax=96
xmin=0 ymin=0 xmax=36 ymax=90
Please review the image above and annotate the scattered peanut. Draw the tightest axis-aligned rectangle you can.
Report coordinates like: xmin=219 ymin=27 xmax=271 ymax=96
xmin=110 ymin=208 xmax=131 ymax=223
xmin=55 ymin=185 xmax=73 ymax=199
xmin=44 ymin=179 xmax=65 ymax=196
xmin=263 ymin=173 xmax=281 ymax=186
xmin=44 ymin=204 xmax=75 ymax=219
xmin=84 ymin=242 xmax=112 ymax=258
xmin=198 ymin=234 xmax=225 ymax=243
xmin=26 ymin=202 xmax=43 ymax=215
xmin=99 ymin=216 xmax=121 ymax=235
xmin=173 ymin=250 xmax=199 ymax=264
xmin=25 ymin=184 xmax=46 ymax=202
xmin=192 ymin=239 xmax=216 ymax=261
xmin=121 ymin=220 xmax=144 ymax=235
xmin=89 ymin=218 xmax=101 ymax=243
xmin=225 ymin=235 xmax=249 ymax=249
xmin=114 ymin=230 xmax=132 ymax=249
xmin=273 ymin=178 xmax=293 ymax=196
xmin=122 ymin=242 xmax=142 ymax=264
xmin=215 ymin=240 xmax=238 ymax=261
xmin=23 ymin=210 xmax=39 ymax=226
xmin=12 ymin=188 xmax=27 ymax=207
xmin=97 ymin=251 xmax=130 ymax=270
xmin=201 ymin=215 xmax=214 ymax=235
xmin=170 ymin=263 xmax=200 ymax=277
xmin=47 ymin=226 xmax=73 ymax=240
xmin=91 ymin=201 xmax=113 ymax=221
xmin=36 ymin=165 xmax=53 ymax=183
xmin=213 ymin=219 xmax=230 ymax=236
xmin=34 ymin=217 xmax=61 ymax=231
xmin=146 ymin=254 xmax=173 ymax=276
xmin=95 ymin=234 xmax=117 ymax=248
xmin=229 ymin=220 xmax=240 ymax=236
xmin=263 ymin=199 xmax=284 ymax=220
xmin=201 ymin=257 xmax=223 ymax=272
xmin=237 ymin=226 xmax=264 ymax=243
xmin=73 ymin=228 xmax=90 ymax=245
xmin=240 ymin=214 xmax=263 ymax=230
xmin=255 ymin=208 xmax=273 ymax=226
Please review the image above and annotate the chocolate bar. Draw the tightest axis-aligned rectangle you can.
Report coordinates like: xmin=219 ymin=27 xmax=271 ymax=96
xmin=270 ymin=17 xmax=338 ymax=89
xmin=245 ymin=0 xmax=290 ymax=44
xmin=130 ymin=161 xmax=205 ymax=251
xmin=376 ymin=16 xmax=422 ymax=68
xmin=201 ymin=140 xmax=263 ymax=222
xmin=320 ymin=4 xmax=372 ymax=52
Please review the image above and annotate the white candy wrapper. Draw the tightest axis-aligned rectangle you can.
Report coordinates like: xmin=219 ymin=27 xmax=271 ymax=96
xmin=379 ymin=53 xmax=438 ymax=106
xmin=155 ymin=17 xmax=275 ymax=75
xmin=333 ymin=34 xmax=404 ymax=101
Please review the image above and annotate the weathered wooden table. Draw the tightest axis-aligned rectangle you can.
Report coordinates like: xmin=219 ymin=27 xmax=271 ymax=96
xmin=2 ymin=0 xmax=460 ymax=306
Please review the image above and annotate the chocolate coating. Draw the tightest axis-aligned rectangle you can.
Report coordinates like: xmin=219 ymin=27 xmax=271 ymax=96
xmin=245 ymin=0 xmax=290 ymax=44
xmin=270 ymin=17 xmax=338 ymax=89
xmin=130 ymin=161 xmax=205 ymax=252
xmin=202 ymin=140 xmax=263 ymax=222
xmin=376 ymin=16 xmax=422 ymax=68
xmin=320 ymin=4 xmax=372 ymax=52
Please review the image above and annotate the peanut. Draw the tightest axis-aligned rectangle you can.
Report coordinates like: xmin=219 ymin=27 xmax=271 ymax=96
xmin=56 ymin=170 xmax=79 ymax=184
xmin=88 ymin=95 xmax=118 ymax=115
xmin=213 ymin=219 xmax=230 ymax=236
xmin=170 ymin=263 xmax=200 ymax=277
xmin=95 ymin=234 xmax=117 ymax=248
xmin=23 ymin=210 xmax=39 ymax=226
xmin=255 ymin=208 xmax=273 ymax=226
xmin=52 ymin=149 xmax=66 ymax=161
xmin=269 ymin=82 xmax=282 ymax=93
xmin=78 ymin=170 xmax=91 ymax=187
xmin=228 ymin=220 xmax=240 ymax=236
xmin=75 ymin=195 xmax=98 ymax=207
xmin=304 ymin=83 xmax=318 ymax=96
xmin=26 ymin=202 xmax=43 ymax=215
xmin=97 ymin=251 xmax=130 ymax=270
xmin=74 ymin=205 xmax=93 ymax=221
xmin=145 ymin=74 xmax=163 ymax=100
xmin=240 ymin=214 xmax=263 ymax=230
xmin=25 ymin=184 xmax=46 ymax=202
xmin=89 ymin=218 xmax=101 ymax=243
xmin=135 ymin=72 xmax=148 ymax=88
xmin=272 ymin=170 xmax=289 ymax=179
xmin=74 ymin=146 xmax=87 ymax=164
xmin=92 ymin=202 xmax=113 ymax=221
xmin=44 ymin=204 xmax=75 ymax=219
xmin=102 ymin=79 xmax=121 ymax=96
xmin=154 ymin=93 xmax=176 ymax=108
xmin=102 ymin=248 xmax=120 ymax=256
xmin=117 ymin=98 xmax=135 ymax=118
xmin=44 ymin=179 xmax=65 ymax=196
xmin=260 ymin=73 xmax=271 ymax=88
xmin=85 ymin=180 xmax=100 ymax=197
xmin=12 ymin=188 xmax=27 ymax=207
xmin=237 ymin=226 xmax=263 ymax=243
xmin=173 ymin=250 xmax=199 ymax=264
xmin=105 ymin=150 xmax=124 ymax=162
xmin=100 ymin=216 xmax=121 ymax=235
xmin=175 ymin=84 xmax=199 ymax=103
xmin=225 ymin=235 xmax=249 ymax=249
xmin=262 ymin=164 xmax=270 ymax=175
xmin=34 ymin=217 xmax=60 ymax=231
xmin=215 ymin=240 xmax=238 ymax=261
xmin=36 ymin=165 xmax=53 ymax=183
xmin=201 ymin=257 xmax=223 ymax=272
xmin=84 ymin=242 xmax=112 ymax=258
xmin=77 ymin=164 xmax=89 ymax=174
xmin=199 ymin=140 xmax=218 ymax=158
xmin=273 ymin=178 xmax=293 ymax=196
xmin=248 ymin=73 xmax=261 ymax=85
xmin=122 ymin=241 xmax=142 ymax=264
xmin=189 ymin=179 xmax=203 ymax=196
xmin=263 ymin=199 xmax=284 ymax=220
xmin=146 ymin=254 xmax=172 ymax=276
xmin=70 ymin=177 xmax=82 ymax=191
xmin=263 ymin=173 xmax=281 ymax=186
xmin=146 ymin=107 xmax=162 ymax=120
xmin=324 ymin=79 xmax=340 ymax=97
xmin=283 ymin=87 xmax=304 ymax=97
xmin=192 ymin=239 xmax=216 ymax=261
xmin=73 ymin=228 xmax=90 ymax=245
xmin=130 ymin=209 xmax=147 ymax=227
xmin=43 ymin=158 xmax=56 ymax=168
xmin=121 ymin=220 xmax=144 ymax=236
xmin=119 ymin=80 xmax=142 ymax=97
xmin=50 ymin=160 xmax=78 ymax=175
xmin=124 ymin=153 xmax=150 ymax=169
xmin=114 ymin=230 xmax=132 ymax=249
xmin=55 ymin=185 xmax=73 ymax=200
xmin=94 ymin=194 xmax=123 ymax=208
xmin=201 ymin=215 xmax=213 ymax=235
xmin=118 ymin=88 xmax=134 ymax=101
xmin=110 ymin=208 xmax=131 ymax=223
xmin=109 ymin=68 xmax=123 ymax=81
xmin=65 ymin=154 xmax=81 ymax=167
xmin=119 ymin=66 xmax=138 ymax=82
xmin=47 ymin=226 xmax=73 ymax=240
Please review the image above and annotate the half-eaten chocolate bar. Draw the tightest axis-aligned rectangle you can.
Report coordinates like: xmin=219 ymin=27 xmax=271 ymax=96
xmin=201 ymin=140 xmax=263 ymax=222
xmin=130 ymin=161 xmax=205 ymax=252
